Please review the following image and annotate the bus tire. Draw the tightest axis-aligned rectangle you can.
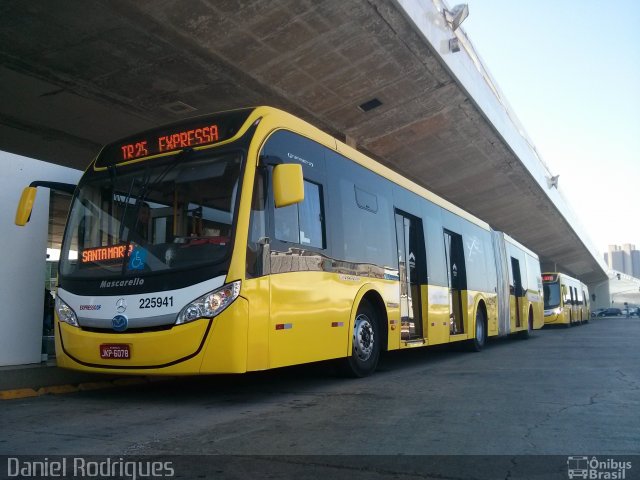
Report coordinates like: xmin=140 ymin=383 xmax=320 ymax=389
xmin=520 ymin=309 xmax=533 ymax=339
xmin=343 ymin=300 xmax=381 ymax=377
xmin=468 ymin=308 xmax=486 ymax=352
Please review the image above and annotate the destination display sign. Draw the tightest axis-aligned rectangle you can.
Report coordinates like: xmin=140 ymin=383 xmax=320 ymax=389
xmin=120 ymin=124 xmax=220 ymax=161
xmin=542 ymin=274 xmax=557 ymax=282
xmin=81 ymin=244 xmax=133 ymax=264
xmin=95 ymin=109 xmax=253 ymax=167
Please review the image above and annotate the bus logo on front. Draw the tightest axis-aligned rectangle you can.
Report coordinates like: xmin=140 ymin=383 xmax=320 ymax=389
xmin=116 ymin=298 xmax=127 ymax=313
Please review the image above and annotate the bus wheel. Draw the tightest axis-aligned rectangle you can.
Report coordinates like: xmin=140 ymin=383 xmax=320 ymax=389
xmin=343 ymin=301 xmax=381 ymax=377
xmin=468 ymin=308 xmax=486 ymax=352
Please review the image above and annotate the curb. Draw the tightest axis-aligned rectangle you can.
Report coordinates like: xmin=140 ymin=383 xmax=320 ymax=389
xmin=0 ymin=376 xmax=172 ymax=401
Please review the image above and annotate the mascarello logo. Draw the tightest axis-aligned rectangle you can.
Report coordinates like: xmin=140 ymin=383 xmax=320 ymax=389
xmin=567 ymin=456 xmax=632 ymax=479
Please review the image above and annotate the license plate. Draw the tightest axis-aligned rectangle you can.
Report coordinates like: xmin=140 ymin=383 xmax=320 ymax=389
xmin=100 ymin=344 xmax=131 ymax=360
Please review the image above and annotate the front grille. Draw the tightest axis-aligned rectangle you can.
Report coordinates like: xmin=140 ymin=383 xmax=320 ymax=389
xmin=81 ymin=324 xmax=174 ymax=334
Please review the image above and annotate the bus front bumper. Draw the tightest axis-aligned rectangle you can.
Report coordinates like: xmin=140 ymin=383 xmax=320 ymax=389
xmin=543 ymin=308 xmax=567 ymax=325
xmin=55 ymin=297 xmax=249 ymax=375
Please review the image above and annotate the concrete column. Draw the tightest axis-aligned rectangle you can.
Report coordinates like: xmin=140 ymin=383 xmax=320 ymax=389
xmin=0 ymin=151 xmax=81 ymax=366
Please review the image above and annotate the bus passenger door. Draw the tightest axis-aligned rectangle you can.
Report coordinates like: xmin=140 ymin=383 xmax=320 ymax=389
xmin=444 ymin=230 xmax=466 ymax=335
xmin=395 ymin=211 xmax=426 ymax=341
xmin=510 ymin=258 xmax=522 ymax=328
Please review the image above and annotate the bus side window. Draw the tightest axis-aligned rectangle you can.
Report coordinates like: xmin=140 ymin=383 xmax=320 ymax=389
xmin=577 ymin=288 xmax=583 ymax=305
xmin=274 ymin=180 xmax=325 ymax=249
xmin=298 ymin=181 xmax=324 ymax=248
xmin=274 ymin=203 xmax=299 ymax=244
xmin=570 ymin=287 xmax=576 ymax=305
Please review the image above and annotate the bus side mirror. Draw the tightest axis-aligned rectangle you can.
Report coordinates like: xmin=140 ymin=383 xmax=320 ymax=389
xmin=273 ymin=164 xmax=304 ymax=208
xmin=15 ymin=187 xmax=37 ymax=226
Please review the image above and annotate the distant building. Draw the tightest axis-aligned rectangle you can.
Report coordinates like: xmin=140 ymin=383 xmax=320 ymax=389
xmin=633 ymin=250 xmax=640 ymax=279
xmin=605 ymin=244 xmax=640 ymax=278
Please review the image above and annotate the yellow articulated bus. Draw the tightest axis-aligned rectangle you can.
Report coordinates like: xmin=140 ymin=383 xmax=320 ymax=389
xmin=493 ymin=233 xmax=545 ymax=337
xmin=16 ymin=106 xmax=544 ymax=377
xmin=542 ymin=272 xmax=590 ymax=326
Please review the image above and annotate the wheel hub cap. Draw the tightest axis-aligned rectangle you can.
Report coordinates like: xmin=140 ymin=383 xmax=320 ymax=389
xmin=354 ymin=315 xmax=374 ymax=361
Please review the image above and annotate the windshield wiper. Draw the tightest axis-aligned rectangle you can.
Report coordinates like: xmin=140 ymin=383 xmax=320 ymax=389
xmin=117 ymin=175 xmax=142 ymax=243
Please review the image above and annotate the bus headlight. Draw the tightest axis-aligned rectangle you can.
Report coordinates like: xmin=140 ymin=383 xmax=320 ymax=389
xmin=176 ymin=281 xmax=241 ymax=325
xmin=55 ymin=296 xmax=79 ymax=327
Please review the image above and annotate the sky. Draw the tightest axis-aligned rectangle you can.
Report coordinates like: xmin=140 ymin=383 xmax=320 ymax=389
xmin=460 ymin=0 xmax=640 ymax=256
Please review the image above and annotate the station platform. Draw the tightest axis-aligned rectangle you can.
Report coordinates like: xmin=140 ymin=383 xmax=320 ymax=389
xmin=0 ymin=359 xmax=158 ymax=400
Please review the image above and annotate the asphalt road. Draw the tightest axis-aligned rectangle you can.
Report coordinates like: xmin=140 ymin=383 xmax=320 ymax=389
xmin=2 ymin=316 xmax=639 ymax=479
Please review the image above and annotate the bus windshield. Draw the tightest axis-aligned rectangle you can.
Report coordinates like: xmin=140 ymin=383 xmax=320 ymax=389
xmin=60 ymin=152 xmax=242 ymax=279
xmin=543 ymin=281 xmax=561 ymax=309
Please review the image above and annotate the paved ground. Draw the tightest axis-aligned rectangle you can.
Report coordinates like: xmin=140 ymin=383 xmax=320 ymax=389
xmin=1 ymin=316 xmax=639 ymax=478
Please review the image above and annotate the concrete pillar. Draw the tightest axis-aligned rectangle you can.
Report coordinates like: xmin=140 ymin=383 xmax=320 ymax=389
xmin=0 ymin=151 xmax=81 ymax=366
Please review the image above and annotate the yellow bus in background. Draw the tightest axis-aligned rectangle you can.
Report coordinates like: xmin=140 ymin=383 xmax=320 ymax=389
xmin=542 ymin=272 xmax=590 ymax=326
xmin=16 ymin=106 xmax=544 ymax=377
